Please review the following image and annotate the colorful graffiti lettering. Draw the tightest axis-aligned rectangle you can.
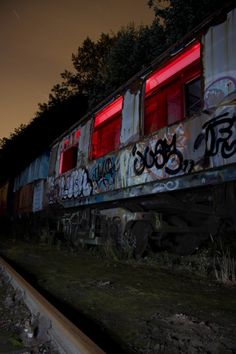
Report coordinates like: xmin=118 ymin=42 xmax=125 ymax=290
xmin=132 ymin=134 xmax=194 ymax=176
xmin=91 ymin=156 xmax=118 ymax=192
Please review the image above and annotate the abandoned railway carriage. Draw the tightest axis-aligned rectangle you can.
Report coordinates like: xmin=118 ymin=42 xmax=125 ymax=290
xmin=9 ymin=5 xmax=236 ymax=255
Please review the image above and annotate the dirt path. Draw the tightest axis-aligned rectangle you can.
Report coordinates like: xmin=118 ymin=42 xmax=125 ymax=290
xmin=0 ymin=240 xmax=236 ymax=354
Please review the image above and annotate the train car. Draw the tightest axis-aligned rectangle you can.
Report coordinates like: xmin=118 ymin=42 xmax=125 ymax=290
xmin=0 ymin=182 xmax=9 ymax=217
xmin=46 ymin=5 xmax=235 ymax=255
xmin=13 ymin=152 xmax=50 ymax=216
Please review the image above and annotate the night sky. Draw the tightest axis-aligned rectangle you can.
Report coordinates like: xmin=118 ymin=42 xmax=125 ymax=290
xmin=0 ymin=0 xmax=153 ymax=140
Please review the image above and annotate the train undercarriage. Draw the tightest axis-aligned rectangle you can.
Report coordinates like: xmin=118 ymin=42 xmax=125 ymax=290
xmin=54 ymin=182 xmax=236 ymax=257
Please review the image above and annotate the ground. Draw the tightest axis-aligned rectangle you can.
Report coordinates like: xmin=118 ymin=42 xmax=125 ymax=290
xmin=0 ymin=237 xmax=236 ymax=354
xmin=0 ymin=267 xmax=58 ymax=353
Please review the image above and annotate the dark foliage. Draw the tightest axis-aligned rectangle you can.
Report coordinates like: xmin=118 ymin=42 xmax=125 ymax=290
xmin=148 ymin=0 xmax=225 ymax=44
xmin=53 ymin=22 xmax=166 ymax=110
xmin=0 ymin=94 xmax=88 ymax=185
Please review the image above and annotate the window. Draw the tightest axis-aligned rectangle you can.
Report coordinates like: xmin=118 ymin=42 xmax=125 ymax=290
xmin=59 ymin=129 xmax=80 ymax=174
xmin=166 ymin=79 xmax=183 ymax=125
xmin=185 ymin=76 xmax=201 ymax=116
xmin=91 ymin=97 xmax=122 ymax=159
xmin=144 ymin=42 xmax=201 ymax=135
xmin=144 ymin=90 xmax=166 ymax=135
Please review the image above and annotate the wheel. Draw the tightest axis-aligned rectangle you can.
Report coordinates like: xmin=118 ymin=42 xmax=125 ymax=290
xmin=131 ymin=221 xmax=152 ymax=258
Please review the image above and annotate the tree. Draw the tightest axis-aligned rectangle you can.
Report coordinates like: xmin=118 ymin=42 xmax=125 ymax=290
xmin=57 ymin=22 xmax=166 ymax=109
xmin=0 ymin=94 xmax=88 ymax=186
xmin=148 ymin=0 xmax=224 ymax=45
xmin=53 ymin=34 xmax=115 ymax=107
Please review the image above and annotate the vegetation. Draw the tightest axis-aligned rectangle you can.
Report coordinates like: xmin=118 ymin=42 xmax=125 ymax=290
xmin=214 ymin=240 xmax=236 ymax=284
xmin=0 ymin=0 xmax=227 ymax=185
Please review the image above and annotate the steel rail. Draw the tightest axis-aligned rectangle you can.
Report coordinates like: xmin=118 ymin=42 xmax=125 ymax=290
xmin=0 ymin=256 xmax=105 ymax=354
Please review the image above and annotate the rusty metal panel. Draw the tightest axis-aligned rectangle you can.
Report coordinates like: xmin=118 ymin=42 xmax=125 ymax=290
xmin=0 ymin=182 xmax=9 ymax=216
xmin=32 ymin=180 xmax=44 ymax=212
xmin=17 ymin=184 xmax=34 ymax=214
xmin=48 ymin=143 xmax=59 ymax=177
xmin=13 ymin=190 xmax=20 ymax=215
xmin=78 ymin=120 xmax=92 ymax=167
xmin=203 ymin=8 xmax=236 ymax=109
xmin=55 ymin=140 xmax=64 ymax=178
xmin=120 ymin=85 xmax=141 ymax=146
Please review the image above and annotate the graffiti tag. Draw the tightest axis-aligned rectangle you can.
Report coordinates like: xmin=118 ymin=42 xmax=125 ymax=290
xmin=204 ymin=77 xmax=236 ymax=109
xmin=132 ymin=134 xmax=194 ymax=176
xmin=48 ymin=168 xmax=93 ymax=203
xmin=194 ymin=113 xmax=236 ymax=159
xmin=91 ymin=156 xmax=118 ymax=191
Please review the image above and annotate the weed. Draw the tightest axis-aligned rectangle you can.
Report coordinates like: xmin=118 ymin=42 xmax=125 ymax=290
xmin=9 ymin=335 xmax=24 ymax=348
xmin=120 ymin=230 xmax=136 ymax=259
xmin=102 ymin=238 xmax=119 ymax=261
xmin=214 ymin=240 xmax=236 ymax=285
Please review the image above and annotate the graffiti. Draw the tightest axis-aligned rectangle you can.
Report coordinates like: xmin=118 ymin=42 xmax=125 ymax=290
xmin=204 ymin=77 xmax=236 ymax=109
xmin=91 ymin=156 xmax=118 ymax=192
xmin=48 ymin=168 xmax=93 ymax=203
xmin=48 ymin=176 xmax=60 ymax=204
xmin=61 ymin=168 xmax=93 ymax=199
xmin=132 ymin=134 xmax=194 ymax=176
xmin=194 ymin=113 xmax=236 ymax=159
xmin=152 ymin=179 xmax=180 ymax=193
xmin=182 ymin=159 xmax=194 ymax=173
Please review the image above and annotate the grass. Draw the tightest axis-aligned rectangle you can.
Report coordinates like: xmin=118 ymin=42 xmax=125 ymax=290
xmin=214 ymin=243 xmax=236 ymax=285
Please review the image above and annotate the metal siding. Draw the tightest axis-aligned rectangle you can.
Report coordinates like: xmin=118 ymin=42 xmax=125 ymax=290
xmin=32 ymin=180 xmax=44 ymax=212
xmin=14 ymin=152 xmax=50 ymax=192
xmin=120 ymin=88 xmax=140 ymax=145
xmin=203 ymin=9 xmax=236 ymax=109
xmin=78 ymin=120 xmax=92 ymax=167
xmin=18 ymin=184 xmax=34 ymax=214
xmin=0 ymin=182 xmax=9 ymax=215
xmin=55 ymin=140 xmax=64 ymax=178
xmin=48 ymin=143 xmax=59 ymax=177
xmin=57 ymin=164 xmax=236 ymax=209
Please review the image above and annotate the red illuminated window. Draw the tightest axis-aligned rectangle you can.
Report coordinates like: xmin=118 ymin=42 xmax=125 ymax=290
xmin=166 ymin=79 xmax=183 ymax=125
xmin=144 ymin=90 xmax=166 ymax=134
xmin=60 ymin=146 xmax=78 ymax=174
xmin=91 ymin=97 xmax=122 ymax=159
xmin=144 ymin=42 xmax=201 ymax=135
xmin=59 ymin=129 xmax=80 ymax=174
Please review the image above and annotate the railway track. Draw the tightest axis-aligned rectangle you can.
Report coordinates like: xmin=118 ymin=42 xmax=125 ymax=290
xmin=0 ymin=256 xmax=105 ymax=354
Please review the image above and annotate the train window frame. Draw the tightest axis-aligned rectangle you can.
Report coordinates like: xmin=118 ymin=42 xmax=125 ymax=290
xmin=59 ymin=129 xmax=80 ymax=174
xmin=90 ymin=96 xmax=123 ymax=159
xmin=185 ymin=75 xmax=202 ymax=117
xmin=144 ymin=42 xmax=201 ymax=136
